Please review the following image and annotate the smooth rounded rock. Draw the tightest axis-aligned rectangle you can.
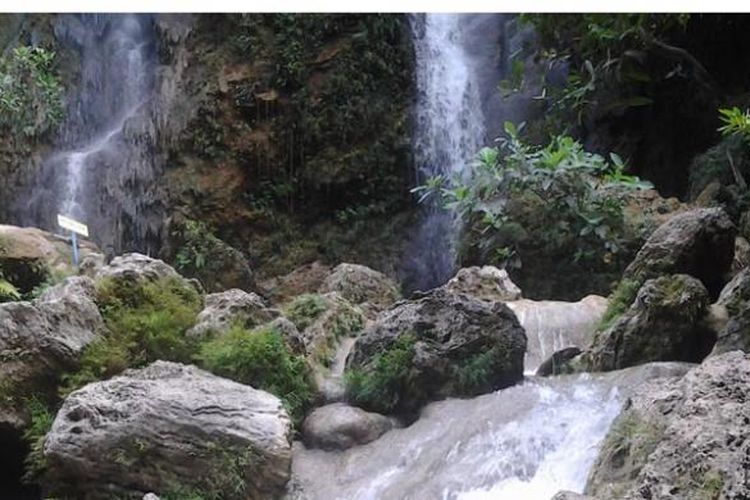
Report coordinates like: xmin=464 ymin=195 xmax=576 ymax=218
xmin=302 ymin=403 xmax=394 ymax=451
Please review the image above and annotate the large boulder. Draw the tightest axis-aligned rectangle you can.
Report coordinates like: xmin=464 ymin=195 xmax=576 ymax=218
xmin=259 ymin=261 xmax=332 ymax=304
xmin=318 ymin=263 xmax=400 ymax=315
xmin=584 ymin=274 xmax=712 ymax=372
xmin=711 ymin=302 xmax=750 ymax=356
xmin=301 ymin=403 xmax=394 ymax=451
xmin=586 ymin=351 xmax=750 ymax=499
xmin=345 ymin=288 xmax=526 ymax=415
xmin=442 ymin=265 xmax=522 ymax=302
xmin=284 ymin=293 xmax=364 ymax=366
xmin=715 ymin=266 xmax=750 ymax=316
xmin=0 ymin=225 xmax=98 ymax=293
xmin=622 ymin=207 xmax=736 ymax=297
xmin=187 ymin=288 xmax=279 ymax=339
xmin=95 ymin=253 xmax=185 ymax=286
xmin=44 ymin=361 xmax=293 ymax=499
xmin=0 ymin=276 xmax=104 ymax=431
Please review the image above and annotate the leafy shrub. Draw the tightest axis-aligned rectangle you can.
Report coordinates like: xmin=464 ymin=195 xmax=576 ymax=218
xmin=0 ymin=276 xmax=20 ymax=302
xmin=518 ymin=14 xmax=692 ymax=129
xmin=22 ymin=396 xmax=55 ymax=484
xmin=197 ymin=324 xmax=315 ymax=423
xmin=452 ymin=345 xmax=511 ymax=394
xmin=61 ymin=277 xmax=202 ymax=394
xmin=415 ymin=123 xmax=651 ymax=269
xmin=0 ymin=46 xmax=64 ymax=138
xmin=345 ymin=333 xmax=416 ymax=414
xmin=718 ymin=107 xmax=750 ymax=142
xmin=284 ymin=293 xmax=328 ymax=330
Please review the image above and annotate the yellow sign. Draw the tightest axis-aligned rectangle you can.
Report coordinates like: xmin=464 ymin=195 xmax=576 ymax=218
xmin=57 ymin=214 xmax=89 ymax=238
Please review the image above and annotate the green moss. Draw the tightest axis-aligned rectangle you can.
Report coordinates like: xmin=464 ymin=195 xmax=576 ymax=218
xmin=452 ymin=345 xmax=511 ymax=394
xmin=161 ymin=444 xmax=260 ymax=500
xmin=61 ymin=277 xmax=202 ymax=395
xmin=598 ymin=278 xmax=643 ymax=331
xmin=197 ymin=324 xmax=315 ymax=423
xmin=345 ymin=333 xmax=416 ymax=414
xmin=21 ymin=395 xmax=54 ymax=484
xmin=284 ymin=293 xmax=328 ymax=330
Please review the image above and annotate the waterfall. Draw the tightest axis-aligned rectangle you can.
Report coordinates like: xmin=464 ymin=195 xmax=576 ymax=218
xmin=403 ymin=14 xmax=497 ymax=292
xmin=19 ymin=14 xmax=162 ymax=254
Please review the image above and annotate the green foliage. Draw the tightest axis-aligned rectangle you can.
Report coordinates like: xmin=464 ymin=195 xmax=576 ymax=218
xmin=519 ymin=14 xmax=691 ymax=130
xmin=173 ymin=219 xmax=214 ymax=274
xmin=161 ymin=444 xmax=260 ymax=500
xmin=598 ymin=278 xmax=643 ymax=330
xmin=61 ymin=277 xmax=201 ymax=394
xmin=345 ymin=333 xmax=416 ymax=414
xmin=0 ymin=46 xmax=64 ymax=138
xmin=197 ymin=324 xmax=315 ymax=423
xmin=0 ymin=277 xmax=20 ymax=302
xmin=284 ymin=293 xmax=328 ymax=330
xmin=416 ymin=123 xmax=652 ymax=268
xmin=718 ymin=107 xmax=750 ymax=142
xmin=22 ymin=396 xmax=55 ymax=484
xmin=452 ymin=345 xmax=509 ymax=394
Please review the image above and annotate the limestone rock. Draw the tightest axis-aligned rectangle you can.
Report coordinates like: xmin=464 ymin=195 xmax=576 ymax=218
xmin=586 ymin=351 xmax=750 ymax=499
xmin=78 ymin=252 xmax=105 ymax=279
xmin=0 ymin=277 xmax=103 ymax=431
xmin=95 ymin=253 xmax=184 ymax=286
xmin=585 ymin=275 xmax=712 ymax=372
xmin=319 ymin=263 xmax=400 ymax=314
xmin=346 ymin=288 xmax=526 ymax=415
xmin=44 ymin=361 xmax=293 ymax=499
xmin=711 ymin=302 xmax=750 ymax=355
xmin=442 ymin=265 xmax=522 ymax=302
xmin=259 ymin=261 xmax=332 ymax=304
xmin=302 ymin=403 xmax=394 ymax=451
xmin=622 ymin=207 xmax=736 ymax=297
xmin=188 ymin=288 xmax=279 ymax=339
xmin=0 ymin=224 xmax=97 ymax=293
xmin=536 ymin=347 xmax=583 ymax=377
xmin=551 ymin=492 xmax=593 ymax=500
xmin=716 ymin=266 xmax=750 ymax=316
xmin=730 ymin=235 xmax=750 ymax=276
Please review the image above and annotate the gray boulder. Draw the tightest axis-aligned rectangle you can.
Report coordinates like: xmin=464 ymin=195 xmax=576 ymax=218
xmin=716 ymin=266 xmax=750 ymax=316
xmin=622 ymin=207 xmax=736 ymax=297
xmin=550 ymin=492 xmax=593 ymax=500
xmin=95 ymin=253 xmax=185 ymax=286
xmin=585 ymin=274 xmax=712 ymax=372
xmin=187 ymin=288 xmax=279 ymax=339
xmin=442 ymin=265 xmax=522 ymax=302
xmin=346 ymin=288 xmax=526 ymax=415
xmin=44 ymin=361 xmax=293 ymax=500
xmin=302 ymin=403 xmax=394 ymax=451
xmin=0 ymin=276 xmax=103 ymax=431
xmin=586 ymin=351 xmax=750 ymax=499
xmin=319 ymin=263 xmax=400 ymax=315
xmin=711 ymin=302 xmax=750 ymax=355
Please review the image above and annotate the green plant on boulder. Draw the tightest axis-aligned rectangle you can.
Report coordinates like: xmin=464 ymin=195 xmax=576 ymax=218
xmin=61 ymin=277 xmax=202 ymax=395
xmin=197 ymin=324 xmax=315 ymax=423
xmin=597 ymin=277 xmax=644 ymax=331
xmin=21 ymin=395 xmax=55 ymax=484
xmin=452 ymin=345 xmax=512 ymax=394
xmin=0 ymin=46 xmax=64 ymax=139
xmin=345 ymin=333 xmax=416 ymax=414
xmin=283 ymin=293 xmax=328 ymax=331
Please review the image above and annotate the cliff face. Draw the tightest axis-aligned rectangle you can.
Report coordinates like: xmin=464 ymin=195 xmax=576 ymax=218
xmin=0 ymin=14 xmax=416 ymax=281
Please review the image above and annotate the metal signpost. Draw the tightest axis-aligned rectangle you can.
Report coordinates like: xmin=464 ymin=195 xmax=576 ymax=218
xmin=57 ymin=214 xmax=89 ymax=267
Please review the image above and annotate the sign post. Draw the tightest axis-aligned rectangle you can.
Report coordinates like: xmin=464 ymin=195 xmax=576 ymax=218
xmin=57 ymin=214 xmax=89 ymax=267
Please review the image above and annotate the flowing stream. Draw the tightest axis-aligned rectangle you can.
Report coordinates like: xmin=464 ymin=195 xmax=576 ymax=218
xmin=290 ymin=363 xmax=691 ymax=500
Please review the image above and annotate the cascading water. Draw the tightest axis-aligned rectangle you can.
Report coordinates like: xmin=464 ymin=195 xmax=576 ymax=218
xmin=404 ymin=14 xmax=493 ymax=292
xmin=19 ymin=14 xmax=163 ymax=254
xmin=289 ymin=363 xmax=691 ymax=500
